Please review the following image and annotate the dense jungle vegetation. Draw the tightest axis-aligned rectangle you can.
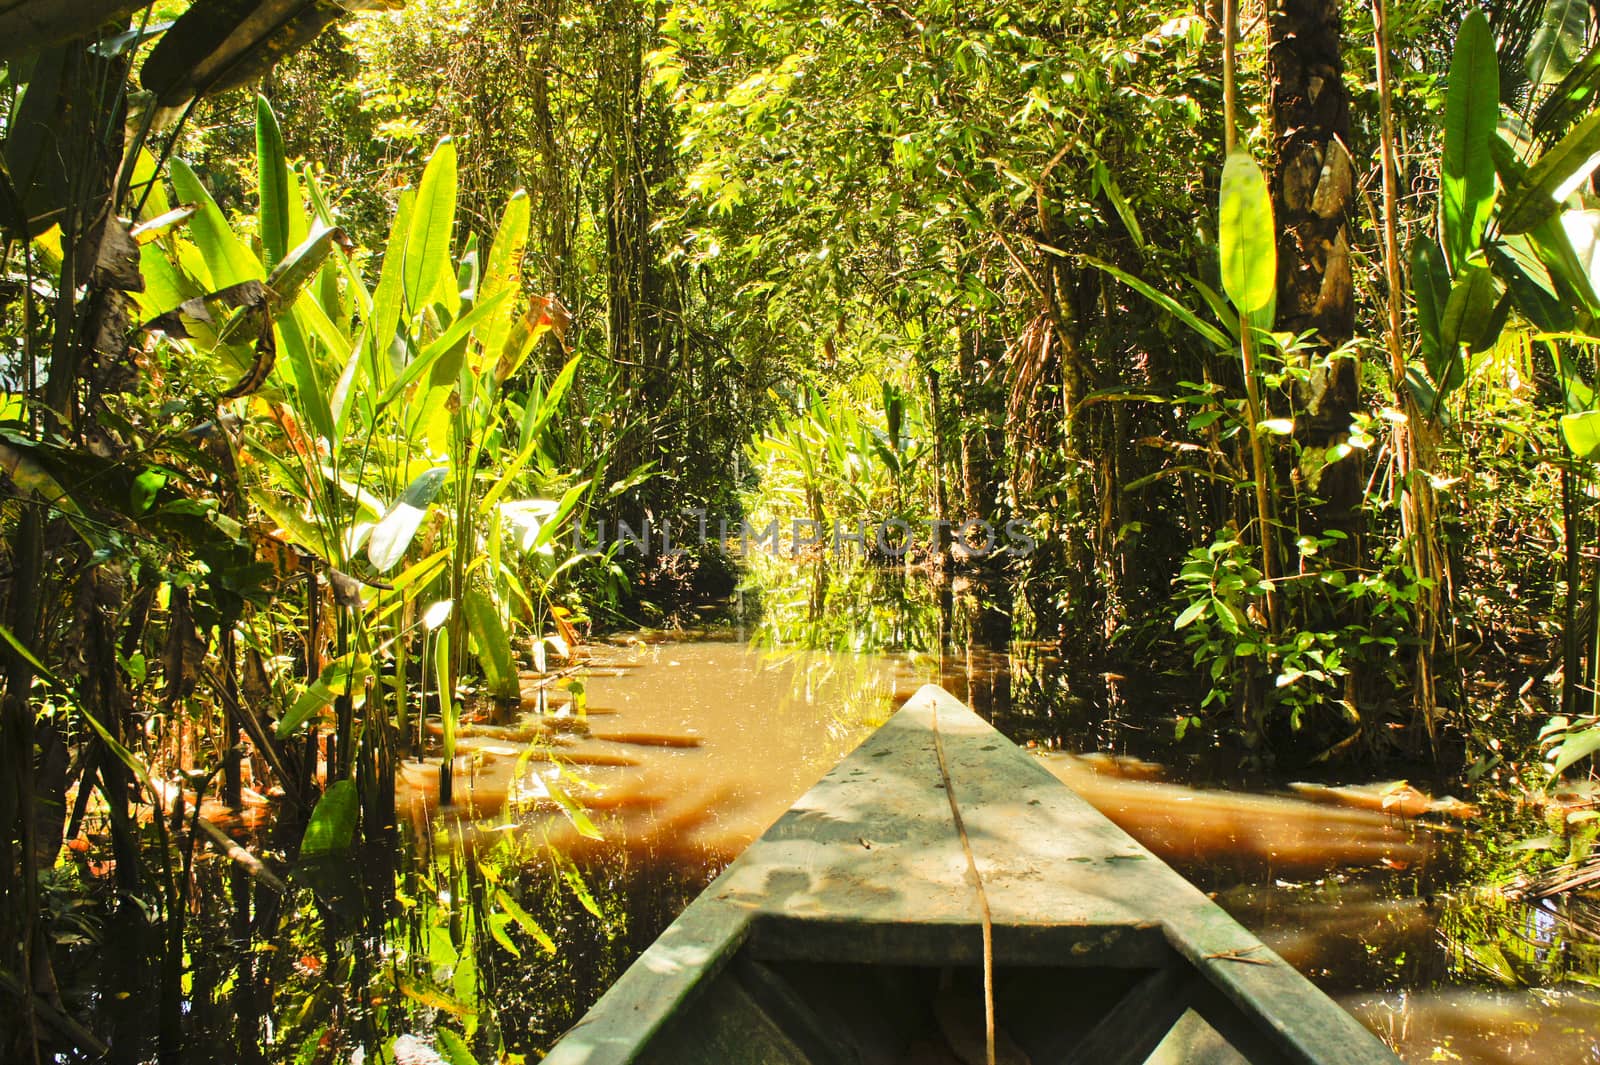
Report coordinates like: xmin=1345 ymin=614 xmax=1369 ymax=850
xmin=7 ymin=0 xmax=1600 ymax=1060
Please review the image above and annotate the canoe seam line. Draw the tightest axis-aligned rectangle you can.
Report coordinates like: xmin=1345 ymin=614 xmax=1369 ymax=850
xmin=931 ymin=698 xmax=996 ymax=1065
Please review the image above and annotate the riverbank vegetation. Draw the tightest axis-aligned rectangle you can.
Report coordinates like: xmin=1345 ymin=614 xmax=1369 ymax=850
xmin=5 ymin=0 xmax=1600 ymax=1059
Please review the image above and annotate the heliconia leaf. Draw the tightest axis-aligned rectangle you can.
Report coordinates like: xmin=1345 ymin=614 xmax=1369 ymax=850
xmin=1218 ymin=149 xmax=1276 ymax=317
xmin=1500 ymin=111 xmax=1600 ymax=234
xmin=265 ymin=226 xmax=346 ymax=312
xmin=1536 ymin=209 xmax=1600 ymax=315
xmin=1442 ymin=9 xmax=1499 ymax=272
xmin=477 ymin=191 xmax=530 ymax=360
xmin=482 ymin=356 xmax=582 ymax=509
xmin=1526 ymin=0 xmax=1588 ymax=90
xmin=366 ymin=188 xmax=415 ymax=386
xmin=1534 ymin=42 xmax=1600 ymax=143
xmin=170 ymin=158 xmax=263 ymax=291
xmin=464 ymin=587 xmax=518 ymax=701
xmin=277 ymin=654 xmax=372 ymax=738
xmin=1562 ymin=409 xmax=1600 ymax=458
xmin=1487 ymin=238 xmax=1574 ymax=332
xmin=256 ymin=96 xmax=292 ymax=269
xmin=131 ymin=147 xmax=172 ymax=222
xmin=301 ymin=779 xmax=358 ymax=858
xmin=368 ymin=467 xmax=449 ymax=573
xmin=404 ymin=138 xmax=459 ymax=317
xmin=1410 ymin=238 xmax=1450 ymax=362
xmin=422 ymin=599 xmax=453 ymax=631
xmin=374 ymin=289 xmax=511 ymax=414
xmin=1437 ymin=262 xmax=1503 ymax=369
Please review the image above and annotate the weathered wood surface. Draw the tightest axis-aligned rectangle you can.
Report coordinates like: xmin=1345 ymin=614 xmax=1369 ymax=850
xmin=543 ymin=685 xmax=1401 ymax=1065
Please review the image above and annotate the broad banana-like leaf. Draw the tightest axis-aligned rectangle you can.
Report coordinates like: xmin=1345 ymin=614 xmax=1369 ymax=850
xmin=1438 ymin=262 xmax=1503 ymax=365
xmin=277 ymin=653 xmax=371 ymax=737
xmin=1442 ymin=9 xmax=1498 ymax=272
xmin=142 ymin=0 xmax=351 ymax=107
xmin=301 ymin=779 xmax=358 ymax=857
xmin=1541 ymin=208 xmax=1600 ymax=315
xmin=170 ymin=158 xmax=263 ymax=291
xmin=1219 ymin=149 xmax=1276 ymax=319
xmin=435 ymin=628 xmax=455 ymax=762
xmin=1488 ymin=239 xmax=1574 ymax=332
xmin=266 ymin=226 xmax=346 ymax=311
xmin=0 ymin=1 xmax=148 ymax=61
xmin=1534 ymin=42 xmax=1600 ymax=143
xmin=256 ymin=96 xmax=293 ymax=269
xmin=374 ymin=289 xmax=511 ymax=414
xmin=1526 ymin=0 xmax=1588 ymax=90
xmin=1499 ymin=111 xmax=1600 ymax=234
xmin=1410 ymin=238 xmax=1451 ymax=361
xmin=404 ymin=138 xmax=459 ymax=318
xmin=368 ymin=467 xmax=449 ymax=573
xmin=274 ymin=304 xmax=333 ymax=443
xmin=478 ymin=191 xmax=530 ymax=360
xmin=464 ymin=587 xmax=518 ymax=701
xmin=366 ymin=188 xmax=415 ymax=384
xmin=1561 ymin=409 xmax=1600 ymax=458
xmin=482 ymin=357 xmax=581 ymax=509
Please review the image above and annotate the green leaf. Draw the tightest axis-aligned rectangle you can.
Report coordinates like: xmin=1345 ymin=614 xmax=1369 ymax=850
xmin=256 ymin=96 xmax=292 ymax=269
xmin=369 ymin=467 xmax=449 ymax=573
xmin=1437 ymin=263 xmax=1502 ymax=377
xmin=1174 ymin=598 xmax=1208 ymax=629
xmin=374 ymin=288 xmax=511 ymax=414
xmin=301 ymin=779 xmax=358 ymax=857
xmin=464 ymin=587 xmax=518 ymax=701
xmin=1534 ymin=42 xmax=1600 ymax=142
xmin=478 ymin=191 xmax=530 ymax=358
xmin=1081 ymin=256 xmax=1230 ymax=349
xmin=366 ymin=188 xmax=414 ymax=386
xmin=1530 ymin=209 xmax=1600 ymax=315
xmin=277 ymin=654 xmax=372 ymax=738
xmin=170 ymin=158 xmax=263 ymax=290
xmin=1410 ymin=238 xmax=1451 ymax=362
xmin=528 ymin=480 xmax=591 ymax=555
xmin=1550 ymin=723 xmax=1600 ymax=775
xmin=404 ymin=138 xmax=459 ymax=316
xmin=487 ymin=913 xmax=521 ymax=958
xmin=482 ymin=357 xmax=582 ymax=509
xmin=1561 ymin=409 xmax=1600 ymax=458
xmin=1500 ymin=111 xmax=1600 ymax=234
xmin=495 ymin=889 xmax=556 ymax=953
xmin=1442 ymin=9 xmax=1499 ymax=271
xmin=1487 ymin=237 xmax=1573 ymax=331
xmin=1092 ymin=157 xmax=1145 ymax=251
xmin=436 ymin=1028 xmax=482 ymax=1065
xmin=266 ymin=227 xmax=345 ymax=312
xmin=435 ymin=627 xmax=455 ymax=762
xmin=1526 ymin=0 xmax=1588 ymax=90
xmin=1219 ymin=149 xmax=1276 ymax=316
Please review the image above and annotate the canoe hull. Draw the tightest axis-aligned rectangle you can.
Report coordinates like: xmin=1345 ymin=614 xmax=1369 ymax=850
xmin=544 ymin=685 xmax=1401 ymax=1065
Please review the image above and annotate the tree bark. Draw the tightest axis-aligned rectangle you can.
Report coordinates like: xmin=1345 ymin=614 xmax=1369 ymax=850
xmin=1268 ymin=0 xmax=1358 ymax=537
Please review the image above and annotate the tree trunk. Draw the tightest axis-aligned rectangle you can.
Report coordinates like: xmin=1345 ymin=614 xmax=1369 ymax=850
xmin=1268 ymin=0 xmax=1358 ymax=540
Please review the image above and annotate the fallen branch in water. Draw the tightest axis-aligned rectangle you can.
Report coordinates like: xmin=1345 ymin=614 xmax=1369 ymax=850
xmin=148 ymin=779 xmax=287 ymax=893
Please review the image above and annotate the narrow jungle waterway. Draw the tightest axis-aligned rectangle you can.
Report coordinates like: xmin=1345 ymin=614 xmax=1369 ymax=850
xmin=77 ymin=585 xmax=1600 ymax=1064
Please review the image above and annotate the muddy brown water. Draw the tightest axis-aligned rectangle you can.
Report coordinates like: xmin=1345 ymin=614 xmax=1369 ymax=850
xmin=75 ymin=634 xmax=1600 ymax=1063
xmin=382 ymin=636 xmax=1597 ymax=1064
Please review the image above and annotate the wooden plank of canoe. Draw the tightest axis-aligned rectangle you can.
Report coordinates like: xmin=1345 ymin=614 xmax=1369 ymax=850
xmin=543 ymin=684 xmax=1401 ymax=1065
